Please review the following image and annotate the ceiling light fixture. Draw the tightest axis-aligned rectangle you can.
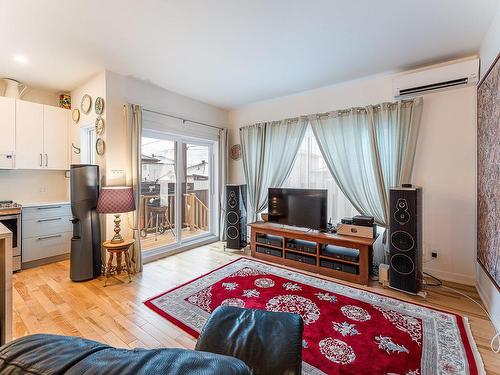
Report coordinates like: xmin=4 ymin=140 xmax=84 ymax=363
xmin=13 ymin=54 xmax=28 ymax=64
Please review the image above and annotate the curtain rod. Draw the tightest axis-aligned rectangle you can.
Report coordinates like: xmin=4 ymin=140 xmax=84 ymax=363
xmin=142 ymin=108 xmax=225 ymax=131
xmin=241 ymin=98 xmax=417 ymax=127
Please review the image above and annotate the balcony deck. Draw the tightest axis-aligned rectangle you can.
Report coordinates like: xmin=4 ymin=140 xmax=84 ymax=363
xmin=141 ymin=227 xmax=209 ymax=252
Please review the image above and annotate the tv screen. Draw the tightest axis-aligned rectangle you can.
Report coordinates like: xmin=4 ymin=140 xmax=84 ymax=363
xmin=268 ymin=188 xmax=327 ymax=230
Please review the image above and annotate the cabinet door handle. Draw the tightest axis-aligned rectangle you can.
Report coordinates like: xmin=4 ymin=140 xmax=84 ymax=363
xmin=39 ymin=153 xmax=43 ymax=167
xmin=37 ymin=234 xmax=62 ymax=240
xmin=45 ymin=153 xmax=48 ymax=167
xmin=37 ymin=218 xmax=62 ymax=223
xmin=37 ymin=206 xmax=62 ymax=210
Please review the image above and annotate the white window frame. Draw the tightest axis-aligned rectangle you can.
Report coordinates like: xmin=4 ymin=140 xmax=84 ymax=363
xmin=79 ymin=124 xmax=96 ymax=164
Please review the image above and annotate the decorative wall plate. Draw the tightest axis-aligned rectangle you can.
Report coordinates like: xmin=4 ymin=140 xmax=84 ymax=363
xmin=95 ymin=116 xmax=105 ymax=135
xmin=231 ymin=144 xmax=242 ymax=160
xmin=95 ymin=97 xmax=104 ymax=115
xmin=96 ymin=138 xmax=105 ymax=156
xmin=72 ymin=109 xmax=80 ymax=123
xmin=81 ymin=94 xmax=92 ymax=114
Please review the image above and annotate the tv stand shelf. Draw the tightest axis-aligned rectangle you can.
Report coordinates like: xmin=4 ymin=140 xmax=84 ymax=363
xmin=249 ymin=221 xmax=378 ymax=285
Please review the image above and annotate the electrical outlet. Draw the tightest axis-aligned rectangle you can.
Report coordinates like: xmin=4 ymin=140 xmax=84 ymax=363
xmin=431 ymin=251 xmax=438 ymax=258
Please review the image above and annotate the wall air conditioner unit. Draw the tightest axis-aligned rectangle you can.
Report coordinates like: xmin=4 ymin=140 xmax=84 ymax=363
xmin=393 ymin=58 xmax=479 ymax=98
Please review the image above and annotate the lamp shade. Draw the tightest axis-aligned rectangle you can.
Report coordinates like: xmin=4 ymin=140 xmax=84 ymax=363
xmin=96 ymin=186 xmax=135 ymax=214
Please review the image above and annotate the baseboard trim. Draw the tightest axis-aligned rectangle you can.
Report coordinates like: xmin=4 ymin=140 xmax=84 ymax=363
xmin=475 ymin=267 xmax=500 ymax=333
xmin=423 ymin=267 xmax=475 ymax=286
xmin=22 ymin=253 xmax=70 ymax=270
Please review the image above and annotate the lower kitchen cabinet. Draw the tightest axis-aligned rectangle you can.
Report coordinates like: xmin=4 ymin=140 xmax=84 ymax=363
xmin=22 ymin=203 xmax=72 ymax=268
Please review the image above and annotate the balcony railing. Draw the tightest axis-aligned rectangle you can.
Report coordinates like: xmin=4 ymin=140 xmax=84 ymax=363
xmin=139 ymin=191 xmax=209 ymax=237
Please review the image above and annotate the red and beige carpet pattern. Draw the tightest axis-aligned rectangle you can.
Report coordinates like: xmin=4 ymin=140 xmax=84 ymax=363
xmin=144 ymin=258 xmax=483 ymax=375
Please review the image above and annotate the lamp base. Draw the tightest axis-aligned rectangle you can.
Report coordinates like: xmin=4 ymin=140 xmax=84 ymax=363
xmin=111 ymin=214 xmax=124 ymax=244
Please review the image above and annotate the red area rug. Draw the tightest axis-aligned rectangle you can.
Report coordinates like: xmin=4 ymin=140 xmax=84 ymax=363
xmin=144 ymin=258 xmax=484 ymax=374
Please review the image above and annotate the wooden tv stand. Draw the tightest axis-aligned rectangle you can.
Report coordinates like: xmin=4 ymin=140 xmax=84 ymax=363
xmin=249 ymin=222 xmax=378 ymax=285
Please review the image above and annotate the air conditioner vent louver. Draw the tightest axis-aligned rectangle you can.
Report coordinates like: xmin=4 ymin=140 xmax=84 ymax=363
xmin=398 ymin=78 xmax=468 ymax=96
xmin=393 ymin=58 xmax=478 ymax=98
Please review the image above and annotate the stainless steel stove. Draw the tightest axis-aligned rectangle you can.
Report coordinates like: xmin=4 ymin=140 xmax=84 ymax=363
xmin=0 ymin=201 xmax=22 ymax=271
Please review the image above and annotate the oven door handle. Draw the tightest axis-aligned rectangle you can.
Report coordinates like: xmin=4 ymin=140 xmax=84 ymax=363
xmin=0 ymin=215 xmax=20 ymax=220
xmin=37 ymin=234 xmax=62 ymax=241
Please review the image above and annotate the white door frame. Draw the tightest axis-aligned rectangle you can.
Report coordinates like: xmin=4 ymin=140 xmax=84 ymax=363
xmin=141 ymin=129 xmax=219 ymax=262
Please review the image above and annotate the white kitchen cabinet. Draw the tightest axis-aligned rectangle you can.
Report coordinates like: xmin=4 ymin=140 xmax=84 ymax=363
xmin=22 ymin=203 xmax=72 ymax=267
xmin=43 ymin=105 xmax=69 ymax=170
xmin=15 ymin=100 xmax=69 ymax=170
xmin=0 ymin=96 xmax=16 ymax=152
xmin=15 ymin=100 xmax=44 ymax=169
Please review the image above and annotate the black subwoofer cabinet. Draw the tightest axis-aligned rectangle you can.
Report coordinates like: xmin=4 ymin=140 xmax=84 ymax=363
xmin=389 ymin=186 xmax=423 ymax=294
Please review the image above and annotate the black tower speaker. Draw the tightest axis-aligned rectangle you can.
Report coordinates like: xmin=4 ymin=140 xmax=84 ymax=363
xmin=225 ymin=185 xmax=247 ymax=249
xmin=389 ymin=185 xmax=423 ymax=294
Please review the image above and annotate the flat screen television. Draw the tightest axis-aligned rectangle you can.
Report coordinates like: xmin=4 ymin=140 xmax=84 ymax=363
xmin=268 ymin=188 xmax=327 ymax=230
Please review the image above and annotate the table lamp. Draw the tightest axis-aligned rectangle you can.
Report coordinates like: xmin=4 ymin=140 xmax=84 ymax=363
xmin=96 ymin=186 xmax=135 ymax=244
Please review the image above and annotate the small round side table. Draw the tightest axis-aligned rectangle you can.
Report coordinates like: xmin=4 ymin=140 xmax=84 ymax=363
xmin=102 ymin=238 xmax=135 ymax=286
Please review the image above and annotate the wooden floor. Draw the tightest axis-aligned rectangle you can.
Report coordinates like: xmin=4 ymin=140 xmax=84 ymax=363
xmin=12 ymin=242 xmax=499 ymax=374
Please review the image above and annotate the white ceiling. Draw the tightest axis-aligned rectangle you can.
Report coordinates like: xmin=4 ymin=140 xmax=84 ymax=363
xmin=0 ymin=0 xmax=498 ymax=109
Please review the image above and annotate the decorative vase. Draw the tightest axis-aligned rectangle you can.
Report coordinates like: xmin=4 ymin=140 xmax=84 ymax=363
xmin=1 ymin=78 xmax=27 ymax=99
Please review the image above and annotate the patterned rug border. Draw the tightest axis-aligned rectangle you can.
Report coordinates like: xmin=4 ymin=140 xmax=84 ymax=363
xmin=144 ymin=256 xmax=485 ymax=373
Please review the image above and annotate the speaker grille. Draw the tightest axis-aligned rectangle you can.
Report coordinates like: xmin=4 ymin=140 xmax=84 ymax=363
xmin=388 ymin=186 xmax=422 ymax=294
xmin=227 ymin=226 xmax=239 ymax=240
xmin=225 ymin=185 xmax=247 ymax=249
xmin=227 ymin=211 xmax=239 ymax=225
xmin=390 ymin=253 xmax=415 ymax=275
xmin=390 ymin=231 xmax=415 ymax=252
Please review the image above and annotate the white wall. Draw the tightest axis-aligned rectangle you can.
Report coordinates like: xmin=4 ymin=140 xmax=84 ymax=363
xmin=412 ymin=87 xmax=476 ymax=284
xmin=21 ymin=87 xmax=59 ymax=107
xmin=70 ymin=72 xmax=107 ymax=170
xmin=228 ymin=62 xmax=477 ymax=285
xmin=104 ymin=71 xmax=229 ymax=184
xmin=0 ymin=170 xmax=68 ymax=204
xmin=476 ymin=4 xmax=500 ymax=331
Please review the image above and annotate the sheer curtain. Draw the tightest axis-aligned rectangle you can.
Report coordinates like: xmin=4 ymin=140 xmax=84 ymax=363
xmin=124 ymin=104 xmax=143 ymax=273
xmin=240 ymin=118 xmax=308 ymax=222
xmin=284 ymin=126 xmax=358 ymax=223
xmin=310 ymin=98 xmax=423 ymax=266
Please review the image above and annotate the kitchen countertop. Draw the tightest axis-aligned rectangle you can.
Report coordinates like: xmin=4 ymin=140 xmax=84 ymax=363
xmin=19 ymin=201 xmax=70 ymax=208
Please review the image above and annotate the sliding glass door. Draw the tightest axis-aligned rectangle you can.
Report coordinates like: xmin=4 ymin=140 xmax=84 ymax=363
xmin=182 ymin=143 xmax=211 ymax=240
xmin=140 ymin=130 xmax=216 ymax=256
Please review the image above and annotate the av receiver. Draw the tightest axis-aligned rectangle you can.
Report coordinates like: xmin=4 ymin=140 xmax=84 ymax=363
xmin=256 ymin=234 xmax=283 ymax=248
xmin=285 ymin=239 xmax=317 ymax=254
xmin=321 ymin=245 xmax=359 ymax=262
